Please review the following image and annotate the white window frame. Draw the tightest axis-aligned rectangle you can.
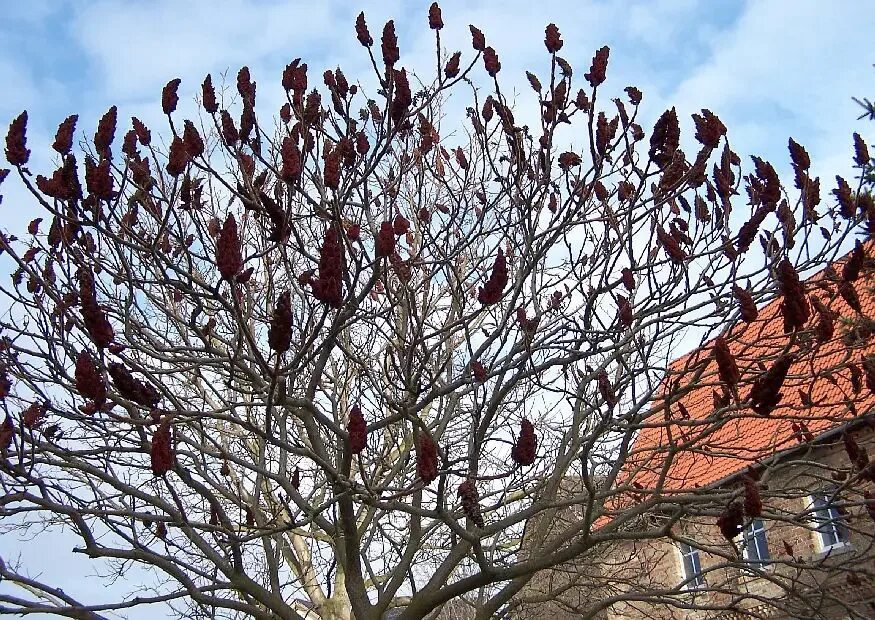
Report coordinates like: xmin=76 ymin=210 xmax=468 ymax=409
xmin=676 ymin=542 xmax=706 ymax=590
xmin=808 ymin=493 xmax=851 ymax=553
xmin=738 ymin=518 xmax=770 ymax=566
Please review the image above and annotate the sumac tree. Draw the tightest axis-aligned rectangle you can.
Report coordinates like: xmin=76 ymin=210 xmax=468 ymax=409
xmin=0 ymin=5 xmax=872 ymax=620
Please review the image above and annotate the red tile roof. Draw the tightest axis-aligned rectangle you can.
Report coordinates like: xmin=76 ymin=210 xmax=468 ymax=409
xmin=625 ymin=243 xmax=875 ymax=493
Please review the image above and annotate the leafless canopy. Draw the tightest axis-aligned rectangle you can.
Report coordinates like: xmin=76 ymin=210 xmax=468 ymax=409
xmin=0 ymin=5 xmax=872 ymax=620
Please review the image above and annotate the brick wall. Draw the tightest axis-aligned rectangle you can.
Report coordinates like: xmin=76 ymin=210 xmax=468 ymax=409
xmin=514 ymin=425 xmax=875 ymax=619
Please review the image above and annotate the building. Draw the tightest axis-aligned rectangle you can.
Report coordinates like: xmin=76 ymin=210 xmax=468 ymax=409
xmin=516 ymin=243 xmax=875 ymax=620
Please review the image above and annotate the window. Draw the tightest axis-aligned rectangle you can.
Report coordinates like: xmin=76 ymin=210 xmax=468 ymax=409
xmin=810 ymin=493 xmax=850 ymax=552
xmin=677 ymin=542 xmax=705 ymax=589
xmin=741 ymin=519 xmax=770 ymax=565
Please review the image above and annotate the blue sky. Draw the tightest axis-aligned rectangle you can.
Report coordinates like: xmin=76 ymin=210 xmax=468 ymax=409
xmin=1 ymin=0 xmax=873 ymax=616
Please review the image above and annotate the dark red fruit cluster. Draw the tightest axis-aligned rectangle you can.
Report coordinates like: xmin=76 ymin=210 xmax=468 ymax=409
xmin=478 ymin=249 xmax=508 ymax=305
xmin=311 ymin=225 xmax=345 ymax=308
xmin=717 ymin=500 xmax=744 ymax=541
xmin=216 ymin=214 xmax=243 ymax=281
xmin=75 ymin=350 xmax=106 ymax=408
xmin=511 ymin=418 xmax=536 ymax=466
xmin=348 ymin=405 xmax=367 ymax=454
xmin=268 ymin=291 xmax=293 ymax=353
xmin=151 ymin=417 xmax=175 ymax=476
xmin=417 ymin=433 xmax=439 ymax=484
xmin=458 ymin=480 xmax=484 ymax=527
xmin=748 ymin=354 xmax=793 ymax=416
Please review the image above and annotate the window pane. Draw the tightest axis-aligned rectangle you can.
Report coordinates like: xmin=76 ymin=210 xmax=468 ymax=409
xmin=744 ymin=520 xmax=770 ymax=564
xmin=813 ymin=495 xmax=850 ymax=548
xmin=679 ymin=543 xmax=704 ymax=588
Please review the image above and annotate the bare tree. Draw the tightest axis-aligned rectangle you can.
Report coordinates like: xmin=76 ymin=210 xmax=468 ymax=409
xmin=0 ymin=4 xmax=872 ymax=619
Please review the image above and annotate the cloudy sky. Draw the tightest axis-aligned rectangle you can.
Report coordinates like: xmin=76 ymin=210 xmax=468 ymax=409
xmin=0 ymin=0 xmax=873 ymax=616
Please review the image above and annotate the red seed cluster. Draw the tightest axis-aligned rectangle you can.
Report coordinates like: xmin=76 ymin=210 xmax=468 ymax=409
xmin=183 ymin=121 xmax=204 ymax=158
xmin=239 ymin=99 xmax=255 ymax=143
xmin=393 ymin=215 xmax=410 ymax=236
xmin=621 ymin=268 xmax=635 ymax=291
xmin=281 ymin=136 xmax=302 ymax=184
xmin=348 ymin=404 xmax=367 ymax=454
xmin=843 ymin=241 xmax=865 ymax=282
xmin=0 ymin=415 xmax=14 ymax=453
xmin=737 ymin=205 xmax=770 ymax=253
xmin=381 ymin=21 xmax=399 ymax=66
xmin=742 ymin=475 xmax=762 ymax=518
xmin=811 ymin=296 xmax=835 ymax=343
xmin=416 ymin=433 xmax=439 ymax=484
xmin=458 ymin=480 xmax=484 ymax=527
xmin=692 ymin=109 xmax=726 ymax=149
xmin=477 ymin=248 xmax=508 ymax=305
xmin=625 ymin=86 xmax=642 ymax=106
xmin=94 ymin=106 xmax=117 ymax=158
xmin=788 ymin=137 xmax=810 ymax=189
xmin=598 ymin=370 xmax=617 ymax=409
xmin=717 ymin=500 xmax=744 ymax=541
xmin=788 ymin=137 xmax=810 ymax=172
xmin=237 ymin=66 xmax=255 ymax=103
xmin=747 ymin=354 xmax=793 ymax=416
xmin=0 ymin=366 xmax=11 ymax=400
xmin=472 ymin=360 xmax=487 ymax=383
xmin=355 ymin=12 xmax=373 ymax=47
xmin=844 ymin=432 xmax=869 ymax=470
xmin=78 ymin=268 xmax=114 ymax=348
xmin=558 ymin=151 xmax=581 ymax=169
xmin=511 ymin=418 xmax=537 ymax=466
xmin=162 ymin=78 xmax=182 ymax=115
xmin=839 ymin=280 xmax=863 ymax=314
xmin=166 ymin=137 xmax=189 ymax=177
xmin=150 ymin=417 xmax=175 ymax=476
xmin=390 ymin=251 xmax=412 ymax=283
xmin=282 ymin=60 xmax=309 ymax=105
xmin=616 ymin=295 xmax=633 ymax=328
xmin=714 ymin=336 xmax=740 ymax=389
xmin=444 ymin=52 xmax=461 ymax=79
xmin=751 ymin=157 xmax=781 ymax=208
xmin=75 ymin=350 xmax=106 ymax=407
xmin=777 ymin=259 xmax=809 ymax=332
xmin=863 ymin=355 xmax=875 ymax=394
xmin=53 ymin=115 xmax=78 ymax=155
xmin=428 ymin=3 xmax=443 ymax=30
xmin=311 ymin=224 xmax=345 ymax=309
xmin=202 ymin=74 xmax=218 ymax=114
xmin=584 ymin=46 xmax=610 ymax=88
xmin=483 ymin=47 xmax=501 ymax=77
xmin=268 ymin=291 xmax=293 ymax=354
xmin=544 ymin=23 xmax=563 ymax=53
xmin=469 ymin=26 xmax=486 ymax=51
xmin=853 ymin=132 xmax=870 ymax=167
xmin=37 ymin=157 xmax=81 ymax=201
xmin=122 ymin=130 xmax=137 ymax=157
xmin=391 ymin=69 xmax=412 ymax=124
xmin=733 ymin=285 xmax=758 ymax=323
xmin=108 ymin=362 xmax=160 ymax=408
xmin=323 ymin=144 xmax=341 ymax=189
xmin=220 ymin=111 xmax=239 ymax=146
xmin=216 ymin=213 xmax=243 ymax=281
xmin=5 ymin=111 xmax=30 ymax=165
xmin=22 ymin=402 xmax=47 ymax=429
xmin=656 ymin=224 xmax=686 ymax=263
xmin=132 ymin=117 xmax=151 ymax=146
xmin=84 ymin=156 xmax=114 ymax=201
xmin=376 ymin=221 xmax=396 ymax=258
xmin=649 ymin=108 xmax=680 ymax=170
